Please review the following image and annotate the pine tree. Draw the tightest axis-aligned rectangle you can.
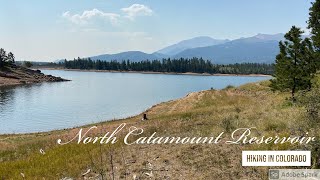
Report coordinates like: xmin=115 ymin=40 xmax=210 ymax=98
xmin=271 ymin=26 xmax=314 ymax=101
xmin=0 ymin=48 xmax=6 ymax=67
xmin=308 ymin=0 xmax=320 ymax=69
xmin=309 ymin=0 xmax=320 ymax=50
xmin=7 ymin=52 xmax=15 ymax=63
xmin=0 ymin=48 xmax=15 ymax=67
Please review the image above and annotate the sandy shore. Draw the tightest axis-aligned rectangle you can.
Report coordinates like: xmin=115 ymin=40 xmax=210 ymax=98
xmin=38 ymin=67 xmax=272 ymax=77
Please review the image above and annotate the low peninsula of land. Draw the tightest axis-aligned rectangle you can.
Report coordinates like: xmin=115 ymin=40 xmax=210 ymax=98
xmin=0 ymin=64 xmax=69 ymax=87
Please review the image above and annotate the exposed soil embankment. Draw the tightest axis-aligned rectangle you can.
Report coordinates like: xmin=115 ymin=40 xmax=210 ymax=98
xmin=0 ymin=64 xmax=69 ymax=87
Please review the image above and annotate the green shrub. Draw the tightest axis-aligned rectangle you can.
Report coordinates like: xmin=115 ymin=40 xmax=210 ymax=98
xmin=223 ymin=85 xmax=235 ymax=90
xmin=220 ymin=116 xmax=235 ymax=133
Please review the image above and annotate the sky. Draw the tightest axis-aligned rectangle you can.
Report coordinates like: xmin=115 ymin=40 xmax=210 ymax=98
xmin=0 ymin=0 xmax=314 ymax=61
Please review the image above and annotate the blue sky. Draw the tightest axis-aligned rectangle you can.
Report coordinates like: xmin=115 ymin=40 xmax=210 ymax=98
xmin=0 ymin=0 xmax=314 ymax=61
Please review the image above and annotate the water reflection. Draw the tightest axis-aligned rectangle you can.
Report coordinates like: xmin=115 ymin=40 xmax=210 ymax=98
xmin=0 ymin=86 xmax=15 ymax=105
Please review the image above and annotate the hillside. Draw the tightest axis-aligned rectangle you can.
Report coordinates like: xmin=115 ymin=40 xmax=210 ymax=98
xmin=90 ymin=51 xmax=168 ymax=62
xmin=0 ymin=64 xmax=68 ymax=87
xmin=0 ymin=80 xmax=313 ymax=179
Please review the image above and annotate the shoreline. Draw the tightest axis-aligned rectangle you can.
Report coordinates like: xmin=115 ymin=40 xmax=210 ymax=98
xmin=0 ymin=65 xmax=69 ymax=87
xmin=0 ymin=78 xmax=68 ymax=88
xmin=0 ymin=89 xmax=211 ymax=136
xmin=38 ymin=67 xmax=272 ymax=77
xmin=0 ymin=89 xmax=191 ymax=136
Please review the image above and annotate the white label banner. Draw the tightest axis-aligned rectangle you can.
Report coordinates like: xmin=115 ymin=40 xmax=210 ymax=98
xmin=242 ymin=151 xmax=311 ymax=166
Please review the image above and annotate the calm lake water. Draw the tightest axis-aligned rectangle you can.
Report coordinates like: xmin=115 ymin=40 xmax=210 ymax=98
xmin=0 ymin=70 xmax=270 ymax=134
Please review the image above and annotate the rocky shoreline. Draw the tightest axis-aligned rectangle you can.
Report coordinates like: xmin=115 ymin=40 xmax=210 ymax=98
xmin=0 ymin=64 xmax=69 ymax=87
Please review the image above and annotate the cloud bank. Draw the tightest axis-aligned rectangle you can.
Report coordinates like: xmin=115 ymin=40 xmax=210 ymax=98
xmin=62 ymin=9 xmax=120 ymax=25
xmin=62 ymin=4 xmax=153 ymax=26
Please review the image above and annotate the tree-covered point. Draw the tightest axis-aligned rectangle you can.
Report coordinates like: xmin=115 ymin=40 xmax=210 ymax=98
xmin=0 ymin=48 xmax=15 ymax=68
xmin=64 ymin=58 xmax=274 ymax=75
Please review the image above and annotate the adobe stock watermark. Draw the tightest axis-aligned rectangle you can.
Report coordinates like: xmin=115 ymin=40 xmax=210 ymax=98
xmin=269 ymin=169 xmax=320 ymax=180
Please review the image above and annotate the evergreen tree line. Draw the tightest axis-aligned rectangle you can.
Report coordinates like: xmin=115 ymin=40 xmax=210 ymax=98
xmin=64 ymin=58 xmax=274 ymax=75
xmin=270 ymin=0 xmax=320 ymax=101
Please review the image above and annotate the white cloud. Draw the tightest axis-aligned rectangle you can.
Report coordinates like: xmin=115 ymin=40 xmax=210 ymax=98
xmin=62 ymin=9 xmax=120 ymax=25
xmin=121 ymin=4 xmax=153 ymax=20
xmin=61 ymin=4 xmax=154 ymax=30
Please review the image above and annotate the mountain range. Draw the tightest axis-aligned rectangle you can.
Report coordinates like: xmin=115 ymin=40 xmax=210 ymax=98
xmin=156 ymin=36 xmax=230 ymax=56
xmin=88 ymin=33 xmax=291 ymax=64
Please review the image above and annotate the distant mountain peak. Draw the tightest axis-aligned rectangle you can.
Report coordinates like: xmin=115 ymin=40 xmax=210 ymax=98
xmin=156 ymin=36 xmax=230 ymax=56
xmin=180 ymin=36 xmax=229 ymax=42
xmin=172 ymin=33 xmax=285 ymax=64
xmin=253 ymin=33 xmax=285 ymax=41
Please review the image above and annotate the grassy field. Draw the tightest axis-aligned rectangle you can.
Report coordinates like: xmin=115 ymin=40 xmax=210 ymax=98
xmin=0 ymin=80 xmax=317 ymax=179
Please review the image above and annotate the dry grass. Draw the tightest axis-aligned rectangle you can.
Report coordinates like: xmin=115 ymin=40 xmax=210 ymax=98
xmin=0 ymin=80 xmax=316 ymax=179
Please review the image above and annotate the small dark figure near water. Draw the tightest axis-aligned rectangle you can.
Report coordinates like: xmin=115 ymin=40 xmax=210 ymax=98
xmin=142 ymin=113 xmax=148 ymax=121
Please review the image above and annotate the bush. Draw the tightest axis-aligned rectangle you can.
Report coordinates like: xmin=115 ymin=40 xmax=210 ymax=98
xmin=298 ymin=87 xmax=320 ymax=123
xmin=220 ymin=116 xmax=235 ymax=133
xmin=23 ymin=61 xmax=33 ymax=68
xmin=223 ymin=85 xmax=235 ymax=90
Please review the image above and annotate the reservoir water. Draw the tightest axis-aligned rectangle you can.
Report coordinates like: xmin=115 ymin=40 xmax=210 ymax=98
xmin=0 ymin=70 xmax=270 ymax=134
